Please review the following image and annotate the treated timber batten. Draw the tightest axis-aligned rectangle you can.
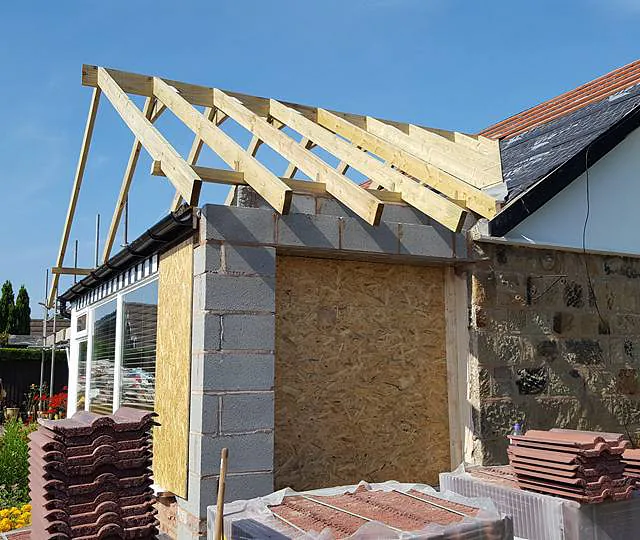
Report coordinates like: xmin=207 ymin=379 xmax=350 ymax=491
xmin=211 ymin=88 xmax=383 ymax=226
xmin=96 ymin=68 xmax=202 ymax=206
xmin=151 ymin=161 xmax=405 ymax=204
xmin=317 ymin=109 xmax=499 ymax=219
xmin=49 ymin=87 xmax=101 ymax=308
xmin=52 ymin=267 xmax=93 ymax=276
xmin=268 ymin=100 xmax=467 ymax=232
xmin=152 ymin=77 xmax=293 ymax=215
xmin=102 ymin=96 xmax=162 ymax=263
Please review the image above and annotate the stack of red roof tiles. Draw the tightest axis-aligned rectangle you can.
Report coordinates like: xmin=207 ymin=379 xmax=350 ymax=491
xmin=28 ymin=407 xmax=158 ymax=539
xmin=508 ymin=429 xmax=634 ymax=503
xmin=622 ymin=448 xmax=640 ymax=481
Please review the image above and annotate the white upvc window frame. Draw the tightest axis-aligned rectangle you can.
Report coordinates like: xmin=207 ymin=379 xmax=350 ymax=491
xmin=67 ymin=273 xmax=158 ymax=416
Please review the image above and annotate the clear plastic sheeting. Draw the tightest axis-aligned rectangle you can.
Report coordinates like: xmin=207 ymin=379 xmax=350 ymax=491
xmin=207 ymin=480 xmax=514 ymax=540
xmin=440 ymin=464 xmax=640 ymax=540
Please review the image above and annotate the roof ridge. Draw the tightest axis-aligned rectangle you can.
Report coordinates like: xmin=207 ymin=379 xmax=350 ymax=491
xmin=481 ymin=59 xmax=640 ymax=140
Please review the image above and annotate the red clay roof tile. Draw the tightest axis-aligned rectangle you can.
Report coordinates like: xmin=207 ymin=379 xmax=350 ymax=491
xmin=480 ymin=59 xmax=640 ymax=140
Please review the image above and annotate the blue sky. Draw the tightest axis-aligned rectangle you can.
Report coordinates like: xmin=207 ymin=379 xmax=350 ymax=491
xmin=0 ymin=0 xmax=638 ymax=309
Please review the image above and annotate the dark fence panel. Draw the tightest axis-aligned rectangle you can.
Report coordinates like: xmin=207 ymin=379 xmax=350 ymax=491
xmin=0 ymin=349 xmax=68 ymax=411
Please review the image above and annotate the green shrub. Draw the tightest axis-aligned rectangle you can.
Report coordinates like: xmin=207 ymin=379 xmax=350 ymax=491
xmin=0 ymin=420 xmax=37 ymax=508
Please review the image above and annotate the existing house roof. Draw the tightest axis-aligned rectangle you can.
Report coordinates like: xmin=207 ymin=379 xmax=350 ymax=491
xmin=480 ymin=60 xmax=640 ymax=140
xmin=482 ymin=60 xmax=640 ymax=236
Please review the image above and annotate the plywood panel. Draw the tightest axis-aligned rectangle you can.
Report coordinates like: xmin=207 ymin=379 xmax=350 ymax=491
xmin=154 ymin=239 xmax=194 ymax=497
xmin=274 ymin=256 xmax=449 ymax=491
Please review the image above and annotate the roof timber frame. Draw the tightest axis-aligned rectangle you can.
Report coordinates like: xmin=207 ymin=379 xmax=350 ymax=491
xmin=49 ymin=64 xmax=504 ymax=307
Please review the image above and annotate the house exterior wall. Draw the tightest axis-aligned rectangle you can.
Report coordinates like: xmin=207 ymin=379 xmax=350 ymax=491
xmin=505 ymin=126 xmax=640 ymax=255
xmin=468 ymin=241 xmax=640 ymax=464
xmin=274 ymin=256 xmax=450 ymax=490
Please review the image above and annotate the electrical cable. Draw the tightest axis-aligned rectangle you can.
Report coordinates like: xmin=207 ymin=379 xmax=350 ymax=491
xmin=582 ymin=145 xmax=636 ymax=448
xmin=582 ymin=145 xmax=608 ymax=331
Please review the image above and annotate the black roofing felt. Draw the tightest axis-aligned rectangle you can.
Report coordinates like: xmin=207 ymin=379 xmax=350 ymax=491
xmin=490 ymin=83 xmax=640 ymax=237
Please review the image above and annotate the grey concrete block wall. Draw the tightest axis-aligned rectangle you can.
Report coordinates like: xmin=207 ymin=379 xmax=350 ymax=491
xmin=178 ymin=195 xmax=468 ymax=539
xmin=178 ymin=213 xmax=277 ymax=540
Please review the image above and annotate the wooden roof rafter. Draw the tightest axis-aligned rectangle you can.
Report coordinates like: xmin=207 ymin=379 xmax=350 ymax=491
xmin=49 ymin=64 xmax=505 ymax=306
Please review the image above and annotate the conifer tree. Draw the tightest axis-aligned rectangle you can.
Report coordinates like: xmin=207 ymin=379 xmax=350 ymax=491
xmin=0 ymin=280 xmax=15 ymax=333
xmin=12 ymin=285 xmax=31 ymax=334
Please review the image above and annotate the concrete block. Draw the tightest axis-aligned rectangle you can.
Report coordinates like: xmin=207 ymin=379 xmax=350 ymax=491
xmin=380 ymin=204 xmax=432 ymax=226
xmin=315 ymin=197 xmax=358 ymax=219
xmin=189 ymin=432 xmax=274 ymax=476
xmin=223 ymin=244 xmax=275 ymax=276
xmin=221 ymin=392 xmax=274 ymax=433
xmin=192 ymin=312 xmax=221 ymax=352
xmin=177 ymin=476 xmax=218 ymax=525
xmin=201 ymin=274 xmax=275 ymax=312
xmin=201 ymin=205 xmax=275 ymax=244
xmin=193 ymin=243 xmax=221 ymax=275
xmin=191 ymin=352 xmax=274 ymax=392
xmin=340 ymin=218 xmax=399 ymax=254
xmin=221 ymin=314 xmax=275 ymax=351
xmin=276 ymin=213 xmax=340 ymax=249
xmin=290 ymin=193 xmax=316 ymax=215
xmin=189 ymin=393 xmax=220 ymax=435
xmin=398 ymin=223 xmax=455 ymax=259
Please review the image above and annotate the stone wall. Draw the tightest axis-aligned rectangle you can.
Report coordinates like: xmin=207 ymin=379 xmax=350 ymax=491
xmin=469 ymin=242 xmax=640 ymax=464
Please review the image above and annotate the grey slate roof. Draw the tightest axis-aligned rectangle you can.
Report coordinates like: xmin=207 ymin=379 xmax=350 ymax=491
xmin=500 ymin=82 xmax=640 ymax=201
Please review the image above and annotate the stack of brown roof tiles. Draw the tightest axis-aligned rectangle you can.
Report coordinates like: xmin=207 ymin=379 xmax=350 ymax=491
xmin=508 ymin=429 xmax=634 ymax=503
xmin=266 ymin=484 xmax=510 ymax=538
xmin=622 ymin=448 xmax=640 ymax=480
xmin=28 ymin=407 xmax=158 ymax=539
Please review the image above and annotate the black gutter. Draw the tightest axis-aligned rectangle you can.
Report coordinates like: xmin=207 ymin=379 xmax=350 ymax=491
xmin=59 ymin=206 xmax=196 ymax=313
xmin=489 ymin=104 xmax=640 ymax=238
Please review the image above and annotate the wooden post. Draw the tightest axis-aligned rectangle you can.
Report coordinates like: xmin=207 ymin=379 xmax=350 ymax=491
xmin=214 ymin=448 xmax=229 ymax=540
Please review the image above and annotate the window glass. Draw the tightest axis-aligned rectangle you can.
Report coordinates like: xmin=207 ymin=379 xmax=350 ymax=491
xmin=89 ymin=300 xmax=117 ymax=414
xmin=76 ymin=340 xmax=88 ymax=410
xmin=120 ymin=281 xmax=158 ymax=410
xmin=77 ymin=314 xmax=87 ymax=333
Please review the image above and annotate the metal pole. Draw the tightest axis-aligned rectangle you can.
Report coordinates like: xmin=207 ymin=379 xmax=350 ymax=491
xmin=49 ymin=308 xmax=57 ymax=405
xmin=39 ymin=270 xmax=49 ymax=413
xmin=74 ymin=239 xmax=79 ymax=284
xmin=95 ymin=213 xmax=100 ymax=267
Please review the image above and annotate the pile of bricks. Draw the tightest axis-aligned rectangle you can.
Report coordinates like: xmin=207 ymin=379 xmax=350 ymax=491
xmin=622 ymin=448 xmax=640 ymax=480
xmin=508 ymin=429 xmax=634 ymax=503
xmin=29 ymin=407 xmax=157 ymax=539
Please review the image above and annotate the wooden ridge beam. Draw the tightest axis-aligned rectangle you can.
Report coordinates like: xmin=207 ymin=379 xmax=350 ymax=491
xmin=49 ymin=87 xmax=101 ymax=308
xmin=152 ymin=161 xmax=404 ymax=204
xmin=365 ymin=117 xmax=502 ymax=188
xmin=153 ymin=77 xmax=292 ymax=214
xmin=83 ymin=64 xmax=370 ymax=130
xmin=102 ymin=97 xmax=162 ymax=263
xmin=211 ymin=88 xmax=383 ymax=226
xmin=269 ymin=100 xmax=467 ymax=233
xmin=97 ymin=68 xmax=201 ymax=207
xmin=52 ymin=267 xmax=93 ymax=276
xmin=317 ymin=109 xmax=499 ymax=219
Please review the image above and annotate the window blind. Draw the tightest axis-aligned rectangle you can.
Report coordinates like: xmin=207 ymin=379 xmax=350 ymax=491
xmin=89 ymin=300 xmax=117 ymax=415
xmin=76 ymin=340 xmax=88 ymax=410
xmin=120 ymin=281 xmax=158 ymax=411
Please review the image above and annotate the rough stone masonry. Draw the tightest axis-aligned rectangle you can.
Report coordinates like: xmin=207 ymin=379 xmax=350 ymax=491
xmin=469 ymin=242 xmax=640 ymax=464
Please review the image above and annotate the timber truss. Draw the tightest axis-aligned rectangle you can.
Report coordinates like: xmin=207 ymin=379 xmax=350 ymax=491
xmin=49 ymin=64 xmax=504 ymax=307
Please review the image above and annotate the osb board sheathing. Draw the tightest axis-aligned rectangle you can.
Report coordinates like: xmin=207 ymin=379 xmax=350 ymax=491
xmin=275 ymin=256 xmax=450 ymax=491
xmin=154 ymin=238 xmax=193 ymax=498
